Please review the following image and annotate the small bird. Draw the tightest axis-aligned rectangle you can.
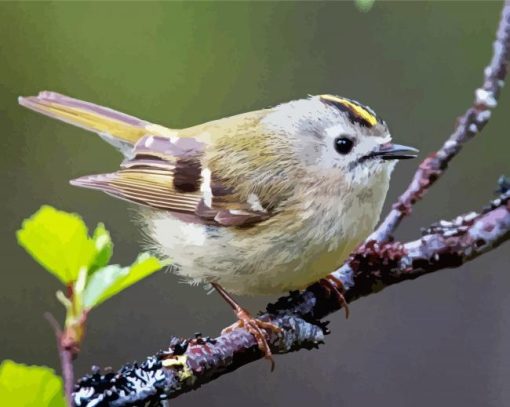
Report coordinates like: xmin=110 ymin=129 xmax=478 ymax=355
xmin=19 ymin=91 xmax=417 ymax=366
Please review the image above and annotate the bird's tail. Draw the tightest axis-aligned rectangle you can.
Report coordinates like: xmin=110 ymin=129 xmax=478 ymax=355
xmin=18 ymin=91 xmax=177 ymax=154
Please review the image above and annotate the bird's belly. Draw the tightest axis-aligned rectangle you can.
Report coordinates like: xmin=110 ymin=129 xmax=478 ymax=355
xmin=146 ymin=219 xmax=366 ymax=296
xmin=251 ymin=240 xmax=357 ymax=294
xmin=201 ymin=230 xmax=363 ymax=295
xmin=141 ymin=188 xmax=381 ymax=295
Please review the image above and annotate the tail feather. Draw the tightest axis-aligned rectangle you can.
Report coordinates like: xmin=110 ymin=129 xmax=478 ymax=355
xmin=18 ymin=91 xmax=177 ymax=153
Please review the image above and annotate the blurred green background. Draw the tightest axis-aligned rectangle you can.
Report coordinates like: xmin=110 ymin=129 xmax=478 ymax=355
xmin=1 ymin=1 xmax=509 ymax=406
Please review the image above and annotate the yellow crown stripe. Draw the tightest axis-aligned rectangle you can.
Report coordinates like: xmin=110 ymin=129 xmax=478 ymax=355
xmin=320 ymin=94 xmax=378 ymax=127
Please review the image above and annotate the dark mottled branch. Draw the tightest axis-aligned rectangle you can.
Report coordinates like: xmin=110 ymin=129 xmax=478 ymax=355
xmin=370 ymin=0 xmax=510 ymax=242
xmin=72 ymin=2 xmax=510 ymax=406
xmin=73 ymin=182 xmax=510 ymax=406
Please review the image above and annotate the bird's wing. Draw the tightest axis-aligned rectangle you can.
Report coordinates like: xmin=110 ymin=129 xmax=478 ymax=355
xmin=19 ymin=91 xmax=178 ymax=155
xmin=71 ymin=135 xmax=271 ymax=227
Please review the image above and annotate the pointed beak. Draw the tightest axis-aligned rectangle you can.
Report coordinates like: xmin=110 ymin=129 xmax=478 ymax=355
xmin=368 ymin=143 xmax=419 ymax=160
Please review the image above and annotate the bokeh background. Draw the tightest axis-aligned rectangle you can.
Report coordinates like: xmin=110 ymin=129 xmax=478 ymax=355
xmin=1 ymin=1 xmax=509 ymax=406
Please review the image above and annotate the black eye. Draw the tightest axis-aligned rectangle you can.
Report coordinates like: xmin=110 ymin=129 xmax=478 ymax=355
xmin=334 ymin=137 xmax=354 ymax=155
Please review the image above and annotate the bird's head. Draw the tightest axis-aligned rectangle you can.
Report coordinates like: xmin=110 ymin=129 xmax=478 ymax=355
xmin=261 ymin=94 xmax=417 ymax=188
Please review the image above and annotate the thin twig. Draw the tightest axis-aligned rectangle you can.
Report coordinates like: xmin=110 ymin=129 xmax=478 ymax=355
xmin=370 ymin=0 xmax=510 ymax=242
xmin=44 ymin=312 xmax=75 ymax=407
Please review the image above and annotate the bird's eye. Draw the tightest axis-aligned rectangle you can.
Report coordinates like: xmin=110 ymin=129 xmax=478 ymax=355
xmin=334 ymin=137 xmax=354 ymax=155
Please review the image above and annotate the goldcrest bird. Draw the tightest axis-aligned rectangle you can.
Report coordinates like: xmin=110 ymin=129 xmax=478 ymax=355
xmin=19 ymin=91 xmax=417 ymax=365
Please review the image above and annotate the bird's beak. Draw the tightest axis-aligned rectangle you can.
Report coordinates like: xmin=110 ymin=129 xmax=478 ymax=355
xmin=369 ymin=143 xmax=419 ymax=160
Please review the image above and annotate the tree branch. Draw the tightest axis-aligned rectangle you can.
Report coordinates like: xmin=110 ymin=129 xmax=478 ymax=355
xmin=370 ymin=0 xmax=510 ymax=242
xmin=72 ymin=1 xmax=510 ymax=406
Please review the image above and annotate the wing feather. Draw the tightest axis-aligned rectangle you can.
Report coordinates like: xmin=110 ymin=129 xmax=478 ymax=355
xmin=71 ymin=135 xmax=271 ymax=226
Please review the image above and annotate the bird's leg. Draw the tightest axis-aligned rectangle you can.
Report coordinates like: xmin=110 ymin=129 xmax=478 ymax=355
xmin=212 ymin=283 xmax=282 ymax=370
xmin=319 ymin=275 xmax=350 ymax=319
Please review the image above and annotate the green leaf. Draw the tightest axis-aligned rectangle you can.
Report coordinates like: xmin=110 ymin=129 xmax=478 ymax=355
xmin=355 ymin=0 xmax=375 ymax=12
xmin=83 ymin=253 xmax=162 ymax=309
xmin=90 ymin=223 xmax=113 ymax=273
xmin=0 ymin=360 xmax=66 ymax=407
xmin=17 ymin=206 xmax=96 ymax=284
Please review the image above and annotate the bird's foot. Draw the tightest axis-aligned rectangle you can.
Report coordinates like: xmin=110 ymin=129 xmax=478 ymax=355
xmin=319 ymin=275 xmax=350 ymax=319
xmin=222 ymin=307 xmax=282 ymax=371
